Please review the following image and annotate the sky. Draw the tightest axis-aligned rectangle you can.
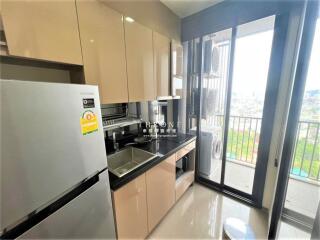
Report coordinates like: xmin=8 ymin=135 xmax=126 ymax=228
xmin=305 ymin=18 xmax=320 ymax=92
xmin=231 ymin=17 xmax=319 ymax=98
xmin=231 ymin=30 xmax=274 ymax=99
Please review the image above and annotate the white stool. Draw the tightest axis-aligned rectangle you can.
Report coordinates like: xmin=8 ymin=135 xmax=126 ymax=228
xmin=223 ymin=218 xmax=255 ymax=240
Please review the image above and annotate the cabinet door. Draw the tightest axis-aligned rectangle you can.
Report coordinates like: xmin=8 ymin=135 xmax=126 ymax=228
xmin=153 ymin=31 xmax=170 ymax=97
xmin=1 ymin=0 xmax=82 ymax=65
xmin=112 ymin=174 xmax=148 ymax=239
xmin=146 ymin=154 xmax=175 ymax=231
xmin=124 ymin=19 xmax=155 ymax=102
xmin=171 ymin=41 xmax=184 ymax=97
xmin=76 ymin=1 xmax=128 ymax=104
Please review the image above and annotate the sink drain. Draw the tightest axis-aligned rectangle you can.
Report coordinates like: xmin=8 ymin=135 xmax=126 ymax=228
xmin=117 ymin=168 xmax=128 ymax=174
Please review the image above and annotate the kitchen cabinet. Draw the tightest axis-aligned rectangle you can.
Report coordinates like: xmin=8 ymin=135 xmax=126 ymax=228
xmin=1 ymin=0 xmax=82 ymax=65
xmin=76 ymin=1 xmax=128 ymax=104
xmin=112 ymin=139 xmax=196 ymax=237
xmin=175 ymin=171 xmax=194 ymax=201
xmin=0 ymin=11 xmax=8 ymax=56
xmin=153 ymin=31 xmax=170 ymax=98
xmin=176 ymin=140 xmax=196 ymax=160
xmin=124 ymin=18 xmax=155 ymax=102
xmin=175 ymin=141 xmax=196 ymax=201
xmin=112 ymin=173 xmax=148 ymax=239
xmin=146 ymin=154 xmax=175 ymax=231
xmin=171 ymin=40 xmax=184 ymax=97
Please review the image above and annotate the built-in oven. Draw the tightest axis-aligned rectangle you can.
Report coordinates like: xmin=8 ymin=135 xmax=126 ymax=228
xmin=176 ymin=156 xmax=188 ymax=179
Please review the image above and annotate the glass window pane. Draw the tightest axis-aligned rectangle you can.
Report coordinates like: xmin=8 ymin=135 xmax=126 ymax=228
xmin=284 ymin=18 xmax=320 ymax=220
xmin=199 ymin=28 xmax=232 ymax=183
xmin=224 ymin=16 xmax=275 ymax=194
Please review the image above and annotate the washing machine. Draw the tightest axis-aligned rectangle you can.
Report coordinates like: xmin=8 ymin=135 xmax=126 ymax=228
xmin=198 ymin=125 xmax=223 ymax=176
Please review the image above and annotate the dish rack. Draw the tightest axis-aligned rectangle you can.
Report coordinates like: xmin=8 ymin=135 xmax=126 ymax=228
xmin=101 ymin=104 xmax=142 ymax=131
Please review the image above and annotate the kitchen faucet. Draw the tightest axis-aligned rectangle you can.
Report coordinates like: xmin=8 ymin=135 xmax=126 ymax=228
xmin=112 ymin=131 xmax=120 ymax=152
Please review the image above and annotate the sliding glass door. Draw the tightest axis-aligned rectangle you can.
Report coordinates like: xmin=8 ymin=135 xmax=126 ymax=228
xmin=224 ymin=16 xmax=275 ymax=194
xmin=198 ymin=29 xmax=232 ymax=184
xmin=283 ymin=16 xmax=320 ymax=229
xmin=197 ymin=14 xmax=287 ymax=206
xmin=269 ymin=1 xmax=319 ymax=237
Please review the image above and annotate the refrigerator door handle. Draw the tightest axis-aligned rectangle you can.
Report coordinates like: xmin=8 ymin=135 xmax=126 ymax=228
xmin=1 ymin=172 xmax=100 ymax=239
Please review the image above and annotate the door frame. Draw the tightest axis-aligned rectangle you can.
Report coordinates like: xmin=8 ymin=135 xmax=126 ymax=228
xmin=268 ymin=0 xmax=319 ymax=238
xmin=195 ymin=12 xmax=290 ymax=208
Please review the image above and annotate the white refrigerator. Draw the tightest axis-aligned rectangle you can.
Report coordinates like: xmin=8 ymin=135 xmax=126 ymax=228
xmin=0 ymin=80 xmax=116 ymax=238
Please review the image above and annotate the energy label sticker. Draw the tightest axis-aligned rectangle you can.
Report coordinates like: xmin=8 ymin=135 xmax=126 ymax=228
xmin=80 ymin=110 xmax=98 ymax=135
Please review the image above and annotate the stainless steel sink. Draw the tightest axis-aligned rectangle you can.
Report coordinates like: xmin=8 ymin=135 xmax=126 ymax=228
xmin=107 ymin=147 xmax=157 ymax=177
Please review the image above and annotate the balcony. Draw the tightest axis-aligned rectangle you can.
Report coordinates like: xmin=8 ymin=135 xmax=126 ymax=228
xmin=202 ymin=115 xmax=320 ymax=219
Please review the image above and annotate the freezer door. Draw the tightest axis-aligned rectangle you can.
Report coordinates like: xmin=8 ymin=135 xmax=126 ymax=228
xmin=18 ymin=171 xmax=116 ymax=239
xmin=1 ymin=80 xmax=107 ymax=230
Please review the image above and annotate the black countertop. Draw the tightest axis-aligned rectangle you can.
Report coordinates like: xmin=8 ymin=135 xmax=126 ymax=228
xmin=108 ymin=133 xmax=197 ymax=191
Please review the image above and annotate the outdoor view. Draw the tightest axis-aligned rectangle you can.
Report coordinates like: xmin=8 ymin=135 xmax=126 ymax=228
xmin=226 ymin=28 xmax=274 ymax=166
xmin=223 ymin=16 xmax=275 ymax=193
xmin=290 ymin=18 xmax=320 ymax=182
xmin=226 ymin=16 xmax=319 ymax=195
xmin=284 ymin=18 xmax=320 ymax=221
xmin=199 ymin=16 xmax=319 ymax=202
xmin=199 ymin=16 xmax=276 ymax=194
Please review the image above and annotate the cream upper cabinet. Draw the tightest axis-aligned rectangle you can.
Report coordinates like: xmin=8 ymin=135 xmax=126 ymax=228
xmin=153 ymin=31 xmax=170 ymax=98
xmin=112 ymin=173 xmax=149 ymax=239
xmin=1 ymin=0 xmax=82 ymax=65
xmin=171 ymin=40 xmax=184 ymax=97
xmin=124 ymin=18 xmax=155 ymax=102
xmin=76 ymin=0 xmax=128 ymax=104
xmin=146 ymin=154 xmax=176 ymax=231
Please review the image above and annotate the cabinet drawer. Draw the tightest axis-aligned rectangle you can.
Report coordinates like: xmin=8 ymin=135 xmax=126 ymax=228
xmin=175 ymin=171 xmax=194 ymax=201
xmin=176 ymin=141 xmax=196 ymax=160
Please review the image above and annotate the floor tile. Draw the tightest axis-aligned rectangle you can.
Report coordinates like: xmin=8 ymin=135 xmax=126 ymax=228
xmin=148 ymin=183 xmax=268 ymax=239
xmin=278 ymin=221 xmax=311 ymax=239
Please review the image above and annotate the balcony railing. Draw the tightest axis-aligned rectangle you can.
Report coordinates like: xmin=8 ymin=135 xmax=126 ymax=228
xmin=227 ymin=116 xmax=262 ymax=165
xmin=207 ymin=115 xmax=320 ymax=182
xmin=290 ymin=121 xmax=320 ymax=182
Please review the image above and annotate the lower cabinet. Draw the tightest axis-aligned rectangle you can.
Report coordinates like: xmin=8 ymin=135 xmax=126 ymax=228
xmin=112 ymin=173 xmax=148 ymax=239
xmin=175 ymin=171 xmax=194 ymax=201
xmin=112 ymin=143 xmax=195 ymax=239
xmin=146 ymin=154 xmax=175 ymax=231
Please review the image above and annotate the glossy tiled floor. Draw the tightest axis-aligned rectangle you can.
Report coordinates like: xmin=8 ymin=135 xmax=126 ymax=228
xmin=148 ymin=183 xmax=268 ymax=239
xmin=278 ymin=221 xmax=311 ymax=239
xmin=206 ymin=159 xmax=320 ymax=219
